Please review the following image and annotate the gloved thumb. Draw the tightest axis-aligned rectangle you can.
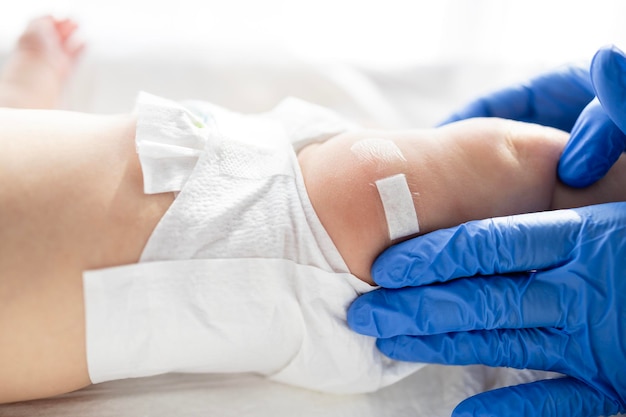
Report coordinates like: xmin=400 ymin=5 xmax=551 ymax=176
xmin=558 ymin=45 xmax=626 ymax=187
xmin=592 ymin=45 xmax=626 ymax=135
xmin=558 ymin=99 xmax=626 ymax=187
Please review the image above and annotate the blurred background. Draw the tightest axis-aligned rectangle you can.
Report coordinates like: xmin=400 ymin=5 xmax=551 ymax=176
xmin=1 ymin=2 xmax=624 ymax=415
xmin=2 ymin=0 xmax=626 ymax=125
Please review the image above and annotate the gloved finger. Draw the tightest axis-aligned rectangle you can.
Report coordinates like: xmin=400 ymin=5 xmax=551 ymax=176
xmin=560 ymin=46 xmax=626 ymax=187
xmin=438 ymin=66 xmax=593 ymax=131
xmin=376 ymin=328 xmax=567 ymax=369
xmin=452 ymin=377 xmax=622 ymax=417
xmin=558 ymin=46 xmax=626 ymax=187
xmin=347 ymin=289 xmax=406 ymax=337
xmin=372 ymin=208 xmax=584 ymax=288
xmin=592 ymin=45 xmax=626 ymax=136
xmin=349 ymin=273 xmax=567 ymax=337
xmin=558 ymin=99 xmax=626 ymax=187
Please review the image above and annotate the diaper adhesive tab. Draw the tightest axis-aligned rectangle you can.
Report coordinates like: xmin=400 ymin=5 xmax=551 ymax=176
xmin=375 ymin=174 xmax=419 ymax=240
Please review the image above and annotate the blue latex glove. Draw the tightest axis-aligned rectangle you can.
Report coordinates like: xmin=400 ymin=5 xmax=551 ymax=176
xmin=439 ymin=45 xmax=626 ymax=188
xmin=559 ymin=46 xmax=626 ymax=187
xmin=437 ymin=65 xmax=594 ymax=131
xmin=348 ymin=203 xmax=626 ymax=417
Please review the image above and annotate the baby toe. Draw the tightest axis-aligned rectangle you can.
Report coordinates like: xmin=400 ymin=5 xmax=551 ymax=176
xmin=55 ymin=18 xmax=79 ymax=41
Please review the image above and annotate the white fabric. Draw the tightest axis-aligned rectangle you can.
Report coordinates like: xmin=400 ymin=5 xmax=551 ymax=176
xmin=83 ymin=92 xmax=423 ymax=394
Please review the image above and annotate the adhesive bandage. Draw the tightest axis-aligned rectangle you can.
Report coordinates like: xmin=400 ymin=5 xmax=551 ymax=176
xmin=375 ymin=174 xmax=420 ymax=240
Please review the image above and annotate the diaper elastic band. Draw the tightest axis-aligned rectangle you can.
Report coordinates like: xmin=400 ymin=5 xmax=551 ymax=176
xmin=375 ymin=174 xmax=420 ymax=240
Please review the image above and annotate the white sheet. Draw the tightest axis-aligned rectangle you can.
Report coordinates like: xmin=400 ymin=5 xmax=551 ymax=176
xmin=3 ymin=368 xmax=559 ymax=417
xmin=0 ymin=47 xmax=562 ymax=416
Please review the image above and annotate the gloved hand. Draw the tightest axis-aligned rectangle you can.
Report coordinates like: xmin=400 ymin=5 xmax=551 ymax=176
xmin=347 ymin=203 xmax=626 ymax=417
xmin=439 ymin=45 xmax=626 ymax=188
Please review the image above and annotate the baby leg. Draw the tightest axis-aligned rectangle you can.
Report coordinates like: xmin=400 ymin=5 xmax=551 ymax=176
xmin=298 ymin=118 xmax=626 ymax=284
xmin=0 ymin=16 xmax=83 ymax=109
xmin=0 ymin=108 xmax=173 ymax=404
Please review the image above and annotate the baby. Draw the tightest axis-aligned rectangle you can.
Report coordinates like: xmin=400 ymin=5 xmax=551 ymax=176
xmin=1 ymin=17 xmax=625 ymax=404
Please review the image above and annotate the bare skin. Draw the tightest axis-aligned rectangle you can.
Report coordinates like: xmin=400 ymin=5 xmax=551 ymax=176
xmin=1 ymin=16 xmax=626 ymax=404
xmin=0 ymin=17 xmax=174 ymax=403
xmin=0 ymin=16 xmax=83 ymax=108
xmin=298 ymin=123 xmax=626 ymax=282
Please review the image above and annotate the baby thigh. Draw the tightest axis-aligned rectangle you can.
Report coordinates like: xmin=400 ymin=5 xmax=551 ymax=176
xmin=0 ymin=269 xmax=90 ymax=403
xmin=0 ymin=110 xmax=169 ymax=403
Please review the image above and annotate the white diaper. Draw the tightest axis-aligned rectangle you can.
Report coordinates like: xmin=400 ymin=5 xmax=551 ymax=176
xmin=83 ymin=92 xmax=423 ymax=394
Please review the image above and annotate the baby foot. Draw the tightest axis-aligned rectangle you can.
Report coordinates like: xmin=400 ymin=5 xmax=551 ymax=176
xmin=0 ymin=16 xmax=84 ymax=108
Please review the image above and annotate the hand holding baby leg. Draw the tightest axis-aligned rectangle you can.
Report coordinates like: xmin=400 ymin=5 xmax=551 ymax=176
xmin=348 ymin=204 xmax=626 ymax=417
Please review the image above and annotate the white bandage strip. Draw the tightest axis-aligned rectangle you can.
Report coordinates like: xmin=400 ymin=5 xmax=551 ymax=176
xmin=375 ymin=174 xmax=420 ymax=240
